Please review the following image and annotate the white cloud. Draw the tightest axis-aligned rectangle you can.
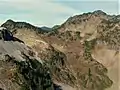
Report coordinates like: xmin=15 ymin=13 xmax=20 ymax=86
xmin=0 ymin=0 xmax=119 ymax=27
xmin=0 ymin=0 xmax=79 ymax=27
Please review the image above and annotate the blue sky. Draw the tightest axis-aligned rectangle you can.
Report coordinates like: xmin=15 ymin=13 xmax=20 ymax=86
xmin=0 ymin=0 xmax=119 ymax=27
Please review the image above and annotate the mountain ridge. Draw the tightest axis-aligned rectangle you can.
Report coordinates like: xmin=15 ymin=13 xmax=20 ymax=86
xmin=1 ymin=19 xmax=49 ymax=34
xmin=0 ymin=10 xmax=120 ymax=90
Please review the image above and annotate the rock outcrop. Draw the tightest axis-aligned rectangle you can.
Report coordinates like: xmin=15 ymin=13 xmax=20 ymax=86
xmin=0 ymin=27 xmax=13 ymax=41
xmin=0 ymin=27 xmax=54 ymax=90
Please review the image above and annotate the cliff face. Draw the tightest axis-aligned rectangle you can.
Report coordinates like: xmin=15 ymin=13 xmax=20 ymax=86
xmin=1 ymin=10 xmax=120 ymax=90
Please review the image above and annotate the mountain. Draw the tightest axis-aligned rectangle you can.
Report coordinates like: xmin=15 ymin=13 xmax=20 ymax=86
xmin=41 ymin=26 xmax=52 ymax=31
xmin=0 ymin=22 xmax=76 ymax=90
xmin=42 ymin=10 xmax=119 ymax=90
xmin=1 ymin=10 xmax=120 ymax=90
xmin=1 ymin=19 xmax=49 ymax=34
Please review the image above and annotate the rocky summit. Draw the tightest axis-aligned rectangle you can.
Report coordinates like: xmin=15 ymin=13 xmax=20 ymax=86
xmin=0 ymin=10 xmax=120 ymax=90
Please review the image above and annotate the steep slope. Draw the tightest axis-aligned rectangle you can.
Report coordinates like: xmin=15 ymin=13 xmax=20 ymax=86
xmin=0 ymin=27 xmax=54 ymax=90
xmin=1 ymin=10 xmax=120 ymax=90
xmin=46 ymin=10 xmax=120 ymax=90
xmin=1 ymin=20 xmax=77 ymax=89
xmin=43 ymin=36 xmax=113 ymax=90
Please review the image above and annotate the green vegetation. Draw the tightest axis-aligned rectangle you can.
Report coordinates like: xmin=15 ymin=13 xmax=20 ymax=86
xmin=16 ymin=58 xmax=53 ymax=90
xmin=52 ymin=25 xmax=60 ymax=30
xmin=44 ymin=50 xmax=77 ymax=87
xmin=83 ymin=39 xmax=96 ymax=60
xmin=2 ymin=54 xmax=54 ymax=90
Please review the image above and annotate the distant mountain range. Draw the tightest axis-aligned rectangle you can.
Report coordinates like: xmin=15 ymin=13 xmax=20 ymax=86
xmin=40 ymin=26 xmax=52 ymax=31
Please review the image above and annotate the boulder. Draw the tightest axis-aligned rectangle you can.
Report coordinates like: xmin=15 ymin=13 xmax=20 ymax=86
xmin=0 ymin=27 xmax=13 ymax=41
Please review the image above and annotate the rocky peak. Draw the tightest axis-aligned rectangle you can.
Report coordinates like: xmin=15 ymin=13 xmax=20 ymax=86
xmin=49 ymin=10 xmax=120 ymax=43
xmin=59 ymin=10 xmax=108 ymax=33
xmin=1 ymin=19 xmax=15 ymax=30
xmin=92 ymin=10 xmax=107 ymax=16
xmin=1 ymin=19 xmax=49 ymax=34
xmin=5 ymin=19 xmax=15 ymax=24
xmin=1 ymin=19 xmax=36 ymax=29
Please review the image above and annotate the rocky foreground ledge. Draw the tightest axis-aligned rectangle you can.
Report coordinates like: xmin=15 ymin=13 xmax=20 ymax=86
xmin=0 ymin=27 xmax=55 ymax=90
xmin=0 ymin=27 xmax=77 ymax=90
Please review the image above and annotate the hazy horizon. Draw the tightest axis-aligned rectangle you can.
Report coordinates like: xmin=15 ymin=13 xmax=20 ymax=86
xmin=0 ymin=0 xmax=119 ymax=27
